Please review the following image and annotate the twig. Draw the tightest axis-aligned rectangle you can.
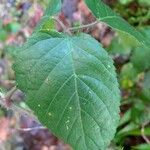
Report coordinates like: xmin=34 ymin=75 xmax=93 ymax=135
xmin=5 ymin=86 xmax=17 ymax=100
xmin=0 ymin=87 xmax=39 ymax=122
xmin=66 ymin=20 xmax=99 ymax=32
xmin=0 ymin=86 xmax=17 ymax=109
xmin=0 ymin=97 xmax=39 ymax=122
xmin=18 ymin=126 xmax=46 ymax=132
xmin=0 ymin=87 xmax=43 ymax=132
xmin=141 ymin=121 xmax=150 ymax=144
xmin=0 ymin=80 xmax=16 ymax=89
xmin=52 ymin=17 xmax=72 ymax=35
xmin=11 ymin=103 xmax=39 ymax=122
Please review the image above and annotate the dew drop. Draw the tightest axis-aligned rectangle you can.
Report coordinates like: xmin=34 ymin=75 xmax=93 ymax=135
xmin=38 ymin=104 xmax=41 ymax=107
xmin=45 ymin=78 xmax=50 ymax=84
xmin=107 ymin=65 xmax=111 ymax=68
xmin=66 ymin=120 xmax=70 ymax=123
xmin=48 ymin=112 xmax=52 ymax=116
xmin=66 ymin=125 xmax=69 ymax=130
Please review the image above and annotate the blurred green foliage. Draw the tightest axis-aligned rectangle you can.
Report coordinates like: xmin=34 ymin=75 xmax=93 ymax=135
xmin=115 ymin=0 xmax=150 ymax=26
xmin=108 ymin=25 xmax=150 ymax=149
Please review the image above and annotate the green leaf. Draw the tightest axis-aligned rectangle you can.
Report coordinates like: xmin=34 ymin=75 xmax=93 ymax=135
xmin=13 ymin=31 xmax=120 ymax=150
xmin=132 ymin=144 xmax=150 ymax=150
xmin=119 ymin=109 xmax=131 ymax=127
xmin=128 ymin=127 xmax=150 ymax=136
xmin=131 ymin=101 xmax=149 ymax=124
xmin=0 ymin=29 xmax=7 ymax=41
xmin=131 ymin=47 xmax=150 ymax=72
xmin=119 ymin=0 xmax=133 ymax=5
xmin=120 ymin=63 xmax=138 ymax=89
xmin=116 ymin=122 xmax=139 ymax=137
xmin=84 ymin=0 xmax=149 ymax=47
xmin=140 ymin=71 xmax=150 ymax=101
xmin=5 ymin=22 xmax=21 ymax=33
xmin=35 ymin=0 xmax=61 ymax=31
xmin=138 ymin=0 xmax=150 ymax=6
xmin=115 ymin=122 xmax=139 ymax=143
xmin=131 ymin=28 xmax=150 ymax=72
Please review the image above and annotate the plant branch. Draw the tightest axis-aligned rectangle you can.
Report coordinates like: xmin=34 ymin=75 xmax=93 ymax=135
xmin=0 ymin=87 xmax=41 ymax=132
xmin=5 ymin=86 xmax=17 ymax=100
xmin=11 ymin=103 xmax=39 ymax=122
xmin=52 ymin=17 xmax=72 ymax=35
xmin=18 ymin=126 xmax=46 ymax=132
xmin=66 ymin=20 xmax=99 ymax=32
xmin=0 ymin=87 xmax=39 ymax=122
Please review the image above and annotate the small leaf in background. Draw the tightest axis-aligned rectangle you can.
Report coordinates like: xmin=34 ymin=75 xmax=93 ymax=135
xmin=0 ymin=29 xmax=7 ymax=41
xmin=13 ymin=31 xmax=120 ymax=150
xmin=140 ymin=70 xmax=150 ymax=102
xmin=5 ymin=22 xmax=21 ymax=33
xmin=41 ymin=18 xmax=56 ymax=31
xmin=119 ymin=109 xmax=131 ymax=127
xmin=35 ymin=0 xmax=61 ymax=31
xmin=120 ymin=63 xmax=138 ymax=89
xmin=115 ymin=122 xmax=139 ymax=142
xmin=118 ymin=0 xmax=133 ymax=5
xmin=131 ymin=47 xmax=150 ymax=72
xmin=129 ymin=127 xmax=150 ymax=136
xmin=138 ymin=0 xmax=150 ymax=6
xmin=131 ymin=101 xmax=149 ymax=124
xmin=132 ymin=144 xmax=150 ymax=150
xmin=131 ymin=27 xmax=150 ymax=72
xmin=107 ymin=31 xmax=138 ymax=56
xmin=108 ymin=36 xmax=131 ymax=56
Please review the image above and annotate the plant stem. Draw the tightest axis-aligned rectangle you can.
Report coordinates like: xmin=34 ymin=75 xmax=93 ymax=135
xmin=0 ymin=87 xmax=39 ymax=122
xmin=5 ymin=86 xmax=17 ymax=100
xmin=18 ymin=126 xmax=46 ymax=132
xmin=66 ymin=20 xmax=99 ymax=32
xmin=53 ymin=17 xmax=72 ymax=35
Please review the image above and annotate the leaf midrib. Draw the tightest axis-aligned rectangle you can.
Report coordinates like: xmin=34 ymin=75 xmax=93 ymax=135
xmin=67 ymin=38 xmax=88 ymax=149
